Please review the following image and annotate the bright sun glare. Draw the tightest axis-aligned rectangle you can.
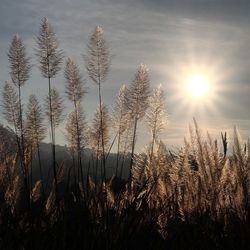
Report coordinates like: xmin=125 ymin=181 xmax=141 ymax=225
xmin=186 ymin=75 xmax=209 ymax=98
xmin=168 ymin=62 xmax=222 ymax=117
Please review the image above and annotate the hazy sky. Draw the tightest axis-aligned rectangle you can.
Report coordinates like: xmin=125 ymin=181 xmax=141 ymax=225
xmin=0 ymin=0 xmax=249 ymax=150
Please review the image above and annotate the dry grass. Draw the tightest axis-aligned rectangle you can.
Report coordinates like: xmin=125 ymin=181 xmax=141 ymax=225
xmin=0 ymin=121 xmax=249 ymax=250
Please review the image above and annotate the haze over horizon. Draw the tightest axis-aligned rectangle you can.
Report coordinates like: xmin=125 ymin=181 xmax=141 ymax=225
xmin=0 ymin=0 xmax=249 ymax=151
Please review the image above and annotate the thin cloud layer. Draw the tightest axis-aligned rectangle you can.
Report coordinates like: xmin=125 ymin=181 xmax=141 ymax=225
xmin=0 ymin=0 xmax=249 ymax=147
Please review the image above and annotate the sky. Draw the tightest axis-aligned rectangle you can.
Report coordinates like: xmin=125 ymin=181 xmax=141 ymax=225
xmin=0 ymin=0 xmax=249 ymax=151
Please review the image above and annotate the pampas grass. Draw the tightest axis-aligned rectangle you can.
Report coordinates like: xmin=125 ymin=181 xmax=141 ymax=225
xmin=0 ymin=20 xmax=249 ymax=249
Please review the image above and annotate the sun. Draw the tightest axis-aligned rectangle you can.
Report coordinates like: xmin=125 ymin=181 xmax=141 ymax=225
xmin=186 ymin=75 xmax=209 ymax=98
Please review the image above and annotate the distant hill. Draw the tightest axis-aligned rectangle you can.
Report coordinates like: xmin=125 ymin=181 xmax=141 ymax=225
xmin=33 ymin=142 xmax=131 ymax=183
xmin=0 ymin=124 xmax=130 ymax=185
xmin=0 ymin=125 xmax=17 ymax=161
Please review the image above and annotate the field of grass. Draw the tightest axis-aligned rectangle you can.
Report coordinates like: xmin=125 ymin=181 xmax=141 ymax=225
xmin=0 ymin=18 xmax=250 ymax=250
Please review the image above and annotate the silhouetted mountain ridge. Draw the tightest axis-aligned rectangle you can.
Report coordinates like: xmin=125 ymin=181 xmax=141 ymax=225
xmin=0 ymin=124 xmax=130 ymax=184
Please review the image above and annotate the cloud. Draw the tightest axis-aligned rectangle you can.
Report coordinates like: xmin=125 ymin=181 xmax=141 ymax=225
xmin=0 ymin=0 xmax=249 ymax=147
